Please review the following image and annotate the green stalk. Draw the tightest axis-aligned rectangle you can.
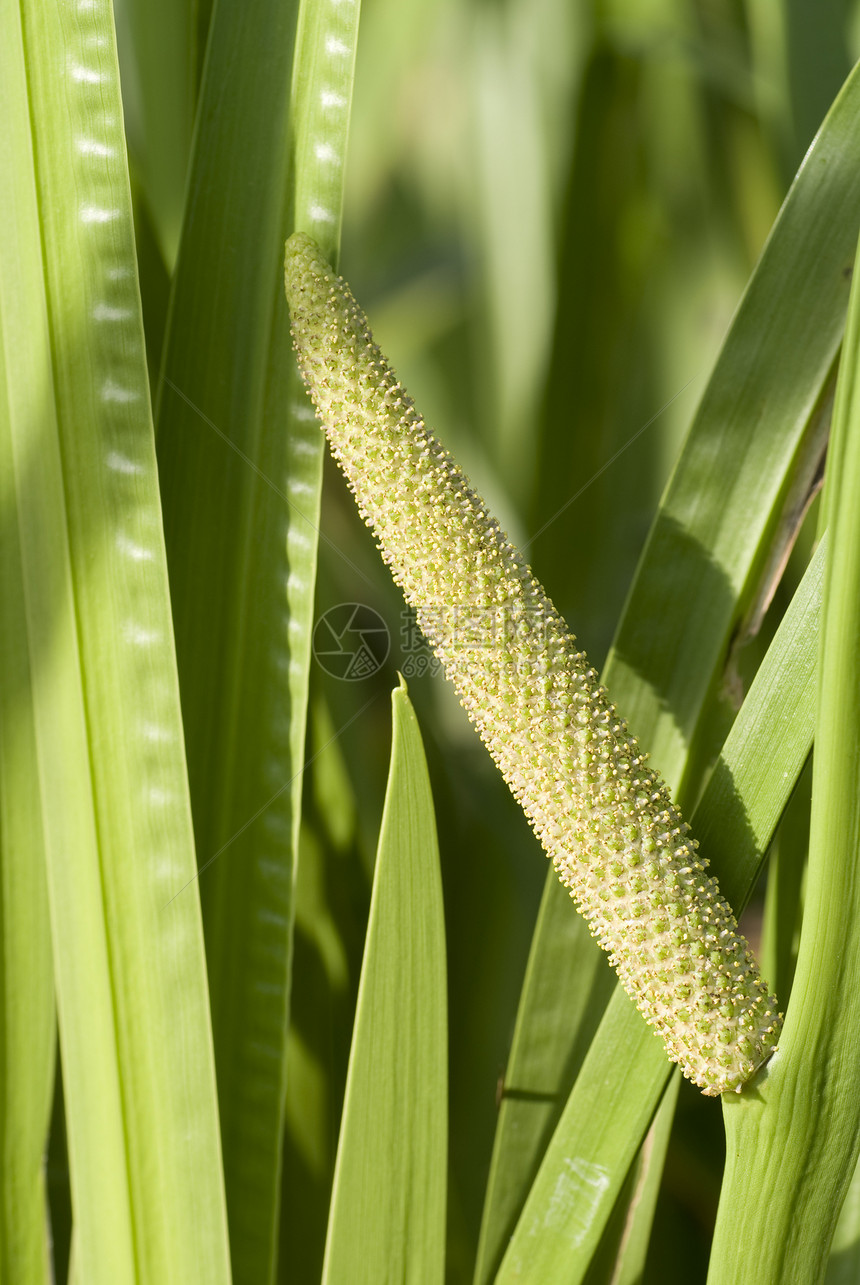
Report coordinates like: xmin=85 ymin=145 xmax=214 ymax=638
xmin=709 ymin=223 xmax=860 ymax=1283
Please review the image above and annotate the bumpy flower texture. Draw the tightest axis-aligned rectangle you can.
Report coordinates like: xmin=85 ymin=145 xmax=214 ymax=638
xmin=284 ymin=231 xmax=782 ymax=1096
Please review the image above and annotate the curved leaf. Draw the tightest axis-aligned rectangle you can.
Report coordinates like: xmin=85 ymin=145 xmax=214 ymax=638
xmin=496 ymin=537 xmax=823 ymax=1282
xmin=709 ymin=224 xmax=860 ymax=1283
xmin=477 ymin=53 xmax=860 ymax=1276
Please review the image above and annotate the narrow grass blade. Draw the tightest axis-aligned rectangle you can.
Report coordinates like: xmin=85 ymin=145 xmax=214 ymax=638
xmin=0 ymin=260 xmax=55 ymax=1280
xmin=474 ymin=888 xmax=615 ymax=1280
xmin=610 ymin=68 xmax=857 ymax=794
xmin=322 ymin=680 xmax=446 ymax=1284
xmin=155 ymin=0 xmax=361 ymax=1277
xmin=0 ymin=36 xmax=56 ymax=1251
xmin=606 ymin=1073 xmax=681 ymax=1285
xmin=154 ymin=2 xmax=298 ymax=1280
xmin=0 ymin=519 xmax=55 ymax=1285
xmin=708 ymin=228 xmax=860 ymax=1284
xmin=470 ymin=1 xmax=556 ymax=508
xmin=745 ymin=0 xmax=851 ymax=184
xmin=530 ymin=34 xmax=674 ymax=661
xmin=690 ymin=540 xmax=823 ymax=914
xmin=290 ymin=0 xmax=362 ymax=260
xmin=113 ymin=0 xmax=200 ymax=266
xmin=276 ymin=0 xmax=365 ymax=1272
xmin=761 ymin=763 xmax=810 ymax=1003
xmin=784 ymin=2 xmax=852 ymax=176
xmin=495 ymin=539 xmax=823 ymax=1282
xmin=1 ymin=2 xmax=230 ymax=1281
xmin=477 ymin=51 xmax=860 ymax=1273
xmin=497 ymin=1001 xmax=667 ymax=1285
xmin=46 ymin=1070 xmax=71 ymax=1285
xmin=571 ymin=1071 xmax=681 ymax=1285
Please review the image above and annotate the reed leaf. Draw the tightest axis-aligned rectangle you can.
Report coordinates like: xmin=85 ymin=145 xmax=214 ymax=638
xmin=1 ymin=2 xmax=230 ymax=1280
xmin=322 ymin=681 xmax=446 ymax=1284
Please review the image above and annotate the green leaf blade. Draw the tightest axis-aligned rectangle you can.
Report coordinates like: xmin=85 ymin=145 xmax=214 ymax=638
xmin=497 ymin=537 xmax=823 ymax=1282
xmin=154 ymin=1 xmax=300 ymax=1276
xmin=0 ymin=17 xmax=58 ymax=1284
xmin=322 ymin=680 xmax=447 ymax=1285
xmin=474 ymin=886 xmax=615 ymax=1282
xmin=709 ymin=224 xmax=860 ymax=1284
xmin=2 ymin=2 xmax=230 ymax=1281
xmin=477 ymin=55 xmax=860 ymax=1276
xmin=155 ymin=0 xmax=362 ymax=1276
xmin=290 ymin=0 xmax=362 ymax=261
xmin=114 ymin=0 xmax=199 ymax=266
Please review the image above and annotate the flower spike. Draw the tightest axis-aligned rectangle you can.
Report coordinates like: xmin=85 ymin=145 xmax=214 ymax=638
xmin=284 ymin=231 xmax=781 ymax=1095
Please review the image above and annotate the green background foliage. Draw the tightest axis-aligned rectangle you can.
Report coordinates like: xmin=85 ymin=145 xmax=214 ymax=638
xmin=3 ymin=0 xmax=860 ymax=1282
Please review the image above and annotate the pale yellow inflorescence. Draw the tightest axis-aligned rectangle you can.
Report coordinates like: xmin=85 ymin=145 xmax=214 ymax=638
xmin=284 ymin=231 xmax=782 ymax=1095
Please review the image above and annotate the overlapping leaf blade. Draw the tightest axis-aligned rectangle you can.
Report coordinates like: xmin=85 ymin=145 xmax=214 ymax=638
xmin=113 ymin=0 xmax=200 ymax=266
xmin=1 ymin=2 xmax=230 ymax=1281
xmin=496 ymin=538 xmax=823 ymax=1280
xmin=155 ymin=0 xmax=361 ymax=1277
xmin=0 ymin=22 xmax=57 ymax=1279
xmin=477 ymin=54 xmax=860 ymax=1279
xmin=709 ymin=225 xmax=860 ymax=1284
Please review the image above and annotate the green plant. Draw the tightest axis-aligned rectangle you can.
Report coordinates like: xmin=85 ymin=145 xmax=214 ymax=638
xmin=284 ymin=230 xmax=781 ymax=1097
xmin=3 ymin=1 xmax=860 ymax=1283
